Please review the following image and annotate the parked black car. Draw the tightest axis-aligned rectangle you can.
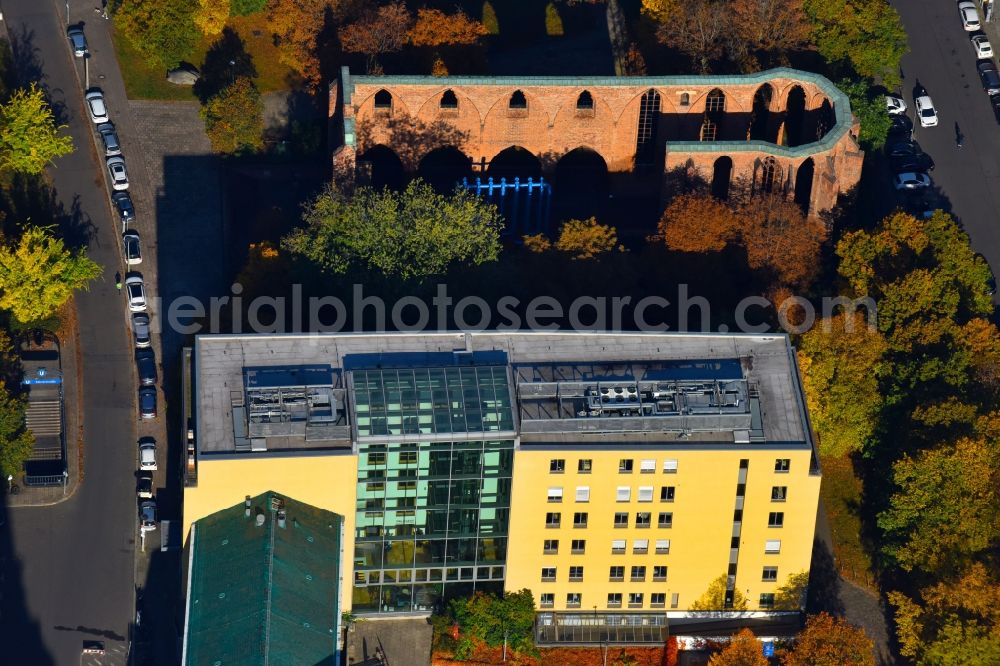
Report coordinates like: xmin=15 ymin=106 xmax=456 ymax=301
xmin=111 ymin=191 xmax=135 ymax=232
xmin=886 ymin=139 xmax=925 ymax=158
xmin=136 ymin=349 xmax=157 ymax=386
xmin=979 ymin=60 xmax=1000 ymax=95
xmin=890 ymin=151 xmax=935 ymax=173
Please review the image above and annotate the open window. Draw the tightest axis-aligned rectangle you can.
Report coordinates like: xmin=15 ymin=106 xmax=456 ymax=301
xmin=440 ymin=89 xmax=458 ymax=110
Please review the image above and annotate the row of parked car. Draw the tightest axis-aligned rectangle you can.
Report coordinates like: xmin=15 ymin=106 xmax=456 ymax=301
xmin=957 ymin=2 xmax=1000 ymax=123
xmin=72 ymin=24 xmax=158 ymax=531
xmin=884 ymin=96 xmax=936 ymax=192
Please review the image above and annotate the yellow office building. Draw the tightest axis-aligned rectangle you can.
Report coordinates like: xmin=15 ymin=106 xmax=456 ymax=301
xmin=184 ymin=331 xmax=820 ymax=642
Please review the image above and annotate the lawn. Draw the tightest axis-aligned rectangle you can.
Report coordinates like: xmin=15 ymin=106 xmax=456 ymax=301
xmin=820 ymin=454 xmax=878 ymax=592
xmin=114 ymin=12 xmax=299 ymax=101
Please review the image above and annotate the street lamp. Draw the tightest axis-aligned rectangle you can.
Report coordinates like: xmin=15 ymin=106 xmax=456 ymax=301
xmin=6 ymin=474 xmax=12 ymax=492
xmin=228 ymin=59 xmax=236 ymax=86
xmin=62 ymin=470 xmax=68 ymax=496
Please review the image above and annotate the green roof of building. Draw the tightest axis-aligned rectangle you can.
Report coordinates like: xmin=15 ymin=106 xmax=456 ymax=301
xmin=183 ymin=491 xmax=343 ymax=666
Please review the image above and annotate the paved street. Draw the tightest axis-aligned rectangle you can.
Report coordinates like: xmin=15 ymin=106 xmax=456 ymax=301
xmin=891 ymin=0 xmax=1000 ymax=280
xmin=0 ymin=0 xmax=164 ymax=663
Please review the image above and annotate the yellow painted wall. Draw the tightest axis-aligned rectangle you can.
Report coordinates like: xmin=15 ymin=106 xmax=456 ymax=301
xmin=506 ymin=448 xmax=820 ymax=613
xmin=184 ymin=454 xmax=359 ymax=611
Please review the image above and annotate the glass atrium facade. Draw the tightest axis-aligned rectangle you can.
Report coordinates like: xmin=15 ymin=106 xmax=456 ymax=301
xmin=350 ymin=365 xmax=515 ymax=613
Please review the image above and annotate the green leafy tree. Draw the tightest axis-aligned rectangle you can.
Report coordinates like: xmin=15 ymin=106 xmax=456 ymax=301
xmin=232 ymin=0 xmax=266 ymax=15
xmin=114 ymin=0 xmax=199 ymax=69
xmin=0 ymin=84 xmax=73 ymax=175
xmin=803 ymin=0 xmax=907 ymax=85
xmin=482 ymin=1 xmax=499 ymax=34
xmin=451 ymin=589 xmax=536 ymax=659
xmin=0 ymin=226 xmax=101 ymax=324
xmin=836 ymin=211 xmax=995 ymax=392
xmin=690 ymin=574 xmax=748 ymax=611
xmin=890 ymin=563 xmax=1000 ymax=664
xmin=797 ymin=312 xmax=888 ymax=456
xmin=837 ymin=78 xmax=892 ymax=150
xmin=773 ymin=570 xmax=810 ymax=610
xmin=545 ymin=2 xmax=564 ymax=36
xmin=877 ymin=435 xmax=1000 ymax=572
xmin=0 ymin=383 xmax=32 ymax=480
xmin=194 ymin=0 xmax=230 ymax=36
xmin=779 ymin=612 xmax=874 ymax=666
xmin=283 ymin=180 xmax=502 ymax=280
xmin=200 ymin=76 xmax=264 ymax=154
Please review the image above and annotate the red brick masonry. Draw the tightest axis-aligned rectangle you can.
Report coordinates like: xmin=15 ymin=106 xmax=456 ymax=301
xmin=330 ymin=67 xmax=864 ymax=217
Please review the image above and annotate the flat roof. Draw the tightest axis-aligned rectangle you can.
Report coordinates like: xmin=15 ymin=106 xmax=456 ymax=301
xmin=195 ymin=332 xmax=814 ymax=456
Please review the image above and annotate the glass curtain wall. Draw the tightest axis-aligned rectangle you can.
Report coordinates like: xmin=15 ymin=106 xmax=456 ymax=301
xmin=350 ymin=365 xmax=516 ymax=613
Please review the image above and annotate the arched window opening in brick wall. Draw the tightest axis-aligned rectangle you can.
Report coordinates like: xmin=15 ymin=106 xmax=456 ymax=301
xmin=758 ymin=156 xmax=780 ymax=194
xmin=699 ymin=117 xmax=717 ymax=142
xmin=794 ymin=158 xmax=814 ymax=214
xmin=784 ymin=86 xmax=806 ymax=147
xmin=576 ymin=90 xmax=594 ymax=110
xmin=374 ymin=89 xmax=393 ymax=109
xmin=711 ymin=156 xmax=733 ymax=201
xmin=680 ymin=92 xmax=690 ymax=106
xmin=750 ymin=84 xmax=773 ymax=141
xmin=509 ymin=90 xmax=527 ymax=109
xmin=706 ymin=89 xmax=725 ymax=114
xmin=440 ymin=89 xmax=458 ymax=109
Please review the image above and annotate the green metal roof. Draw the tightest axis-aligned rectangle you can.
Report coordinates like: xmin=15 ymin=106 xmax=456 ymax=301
xmin=184 ymin=491 xmax=343 ymax=666
xmin=338 ymin=66 xmax=854 ymax=159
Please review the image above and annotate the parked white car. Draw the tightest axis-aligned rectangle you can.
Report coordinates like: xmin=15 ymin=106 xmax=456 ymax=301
xmin=972 ymin=34 xmax=994 ymax=59
xmin=893 ymin=172 xmax=931 ymax=191
xmin=107 ymin=156 xmax=129 ymax=191
xmin=886 ymin=95 xmax=907 ymax=115
xmin=125 ymin=274 xmax=147 ymax=312
xmin=915 ymin=95 xmax=938 ymax=127
xmin=138 ymin=437 xmax=157 ymax=471
xmin=85 ymin=90 xmax=108 ymax=124
xmin=960 ymin=1 xmax=981 ymax=31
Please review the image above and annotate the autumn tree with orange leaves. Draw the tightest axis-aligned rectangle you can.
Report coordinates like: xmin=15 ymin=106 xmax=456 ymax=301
xmin=708 ymin=628 xmax=768 ymax=666
xmin=779 ymin=613 xmax=874 ymax=666
xmin=265 ymin=0 xmax=358 ymax=83
xmin=658 ymin=192 xmax=825 ymax=288
xmin=408 ymin=8 xmax=487 ymax=47
xmin=339 ymin=2 xmax=412 ymax=74
xmin=657 ymin=192 xmax=738 ymax=253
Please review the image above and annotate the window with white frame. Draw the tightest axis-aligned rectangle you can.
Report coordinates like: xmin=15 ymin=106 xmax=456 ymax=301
xmin=765 ymin=539 xmax=781 ymax=553
xmin=628 ymin=592 xmax=644 ymax=607
xmin=576 ymin=486 xmax=590 ymax=502
xmin=655 ymin=539 xmax=671 ymax=554
xmin=633 ymin=538 xmax=649 ymax=554
xmin=640 ymin=459 xmax=656 ymax=473
xmin=670 ymin=593 xmax=679 ymax=608
xmin=637 ymin=486 xmax=654 ymax=502
xmin=616 ymin=486 xmax=631 ymax=502
xmin=653 ymin=565 xmax=668 ymax=582
xmin=663 ymin=459 xmax=678 ymax=473
xmin=540 ymin=593 xmax=554 ymax=607
xmin=567 ymin=592 xmax=582 ymax=607
xmin=547 ymin=487 xmax=563 ymax=503
xmin=611 ymin=539 xmax=626 ymax=554
xmin=660 ymin=486 xmax=675 ymax=502
xmin=541 ymin=567 xmax=556 ymax=581
xmin=651 ymin=592 xmax=666 ymax=607
xmin=608 ymin=592 xmax=622 ymax=607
